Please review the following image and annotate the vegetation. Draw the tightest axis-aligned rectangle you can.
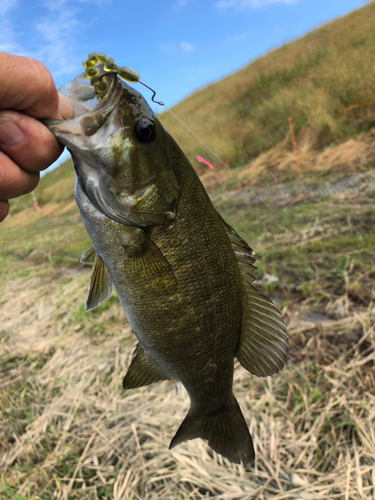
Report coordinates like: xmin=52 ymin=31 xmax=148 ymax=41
xmin=1 ymin=2 xmax=375 ymax=498
xmin=159 ymin=1 xmax=375 ymax=171
xmin=1 ymin=159 xmax=374 ymax=498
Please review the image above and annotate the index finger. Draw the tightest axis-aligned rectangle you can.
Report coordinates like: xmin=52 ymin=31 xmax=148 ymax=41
xmin=0 ymin=52 xmax=63 ymax=120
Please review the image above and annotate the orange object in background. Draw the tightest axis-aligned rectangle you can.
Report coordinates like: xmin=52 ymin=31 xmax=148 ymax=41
xmin=196 ymin=155 xmax=214 ymax=170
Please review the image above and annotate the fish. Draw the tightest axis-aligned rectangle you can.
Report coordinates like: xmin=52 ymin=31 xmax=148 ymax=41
xmin=46 ymin=58 xmax=289 ymax=464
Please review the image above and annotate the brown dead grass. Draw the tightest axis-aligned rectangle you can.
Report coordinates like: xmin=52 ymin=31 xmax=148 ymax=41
xmin=1 ymin=250 xmax=375 ymax=498
xmin=238 ymin=129 xmax=375 ymax=185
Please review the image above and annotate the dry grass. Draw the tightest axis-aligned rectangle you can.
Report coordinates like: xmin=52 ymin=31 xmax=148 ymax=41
xmin=236 ymin=129 xmax=375 ymax=186
xmin=1 ymin=257 xmax=374 ymax=499
xmin=1 ymin=164 xmax=375 ymax=498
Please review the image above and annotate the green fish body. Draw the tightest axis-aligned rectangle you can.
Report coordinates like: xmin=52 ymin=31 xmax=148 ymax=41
xmin=47 ymin=68 xmax=289 ymax=464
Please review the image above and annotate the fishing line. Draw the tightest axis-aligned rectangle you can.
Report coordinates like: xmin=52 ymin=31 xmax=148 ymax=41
xmin=163 ymin=106 xmax=370 ymax=307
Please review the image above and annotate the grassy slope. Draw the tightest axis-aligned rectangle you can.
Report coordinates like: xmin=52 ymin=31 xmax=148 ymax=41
xmin=159 ymin=1 xmax=375 ymax=171
xmin=1 ymin=3 xmax=375 ymax=499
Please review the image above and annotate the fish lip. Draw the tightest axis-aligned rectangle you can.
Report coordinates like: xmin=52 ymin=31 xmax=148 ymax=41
xmin=44 ymin=71 xmax=121 ymax=126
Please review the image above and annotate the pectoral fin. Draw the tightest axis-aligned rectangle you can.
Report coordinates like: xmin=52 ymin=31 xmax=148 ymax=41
xmin=81 ymin=246 xmax=96 ymax=264
xmin=120 ymin=226 xmax=177 ymax=291
xmin=128 ymin=238 xmax=177 ymax=290
xmin=220 ymin=216 xmax=289 ymax=377
xmin=85 ymin=253 xmax=113 ymax=311
xmin=123 ymin=343 xmax=172 ymax=389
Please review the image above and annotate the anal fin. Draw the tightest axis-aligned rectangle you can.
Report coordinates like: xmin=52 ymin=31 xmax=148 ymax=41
xmin=123 ymin=343 xmax=172 ymax=389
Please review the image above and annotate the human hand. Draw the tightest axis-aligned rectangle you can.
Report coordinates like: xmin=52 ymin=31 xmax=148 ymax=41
xmin=0 ymin=52 xmax=74 ymax=222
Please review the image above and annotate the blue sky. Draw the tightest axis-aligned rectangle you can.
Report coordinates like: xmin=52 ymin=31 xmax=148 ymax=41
xmin=0 ymin=0 xmax=370 ymax=168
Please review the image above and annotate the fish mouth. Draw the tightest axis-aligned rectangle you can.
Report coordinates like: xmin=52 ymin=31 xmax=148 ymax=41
xmin=86 ymin=67 xmax=122 ymax=112
xmin=45 ymin=67 xmax=122 ymax=129
xmin=77 ymin=70 xmax=124 ymax=136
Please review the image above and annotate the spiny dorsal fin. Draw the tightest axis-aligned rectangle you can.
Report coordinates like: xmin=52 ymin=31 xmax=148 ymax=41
xmin=81 ymin=246 xmax=96 ymax=264
xmin=220 ymin=216 xmax=289 ymax=377
xmin=85 ymin=253 xmax=113 ymax=311
xmin=123 ymin=343 xmax=172 ymax=389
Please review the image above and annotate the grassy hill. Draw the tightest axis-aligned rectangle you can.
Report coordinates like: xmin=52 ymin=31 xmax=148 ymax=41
xmin=1 ymin=3 xmax=375 ymax=499
xmin=159 ymin=1 xmax=375 ymax=172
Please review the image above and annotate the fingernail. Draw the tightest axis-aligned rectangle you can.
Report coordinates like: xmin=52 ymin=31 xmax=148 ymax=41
xmin=0 ymin=117 xmax=24 ymax=147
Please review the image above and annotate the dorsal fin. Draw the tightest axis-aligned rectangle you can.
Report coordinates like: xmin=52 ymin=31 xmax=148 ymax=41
xmin=220 ymin=216 xmax=257 ymax=279
xmin=85 ymin=253 xmax=113 ymax=311
xmin=221 ymin=216 xmax=289 ymax=377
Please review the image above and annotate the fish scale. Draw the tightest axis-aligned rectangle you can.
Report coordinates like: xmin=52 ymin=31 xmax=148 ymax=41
xmin=46 ymin=57 xmax=289 ymax=464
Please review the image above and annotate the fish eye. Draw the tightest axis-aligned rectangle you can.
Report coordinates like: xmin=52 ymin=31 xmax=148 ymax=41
xmin=134 ymin=119 xmax=156 ymax=144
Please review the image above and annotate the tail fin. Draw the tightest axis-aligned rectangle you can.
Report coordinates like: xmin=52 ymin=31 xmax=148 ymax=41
xmin=169 ymin=398 xmax=254 ymax=464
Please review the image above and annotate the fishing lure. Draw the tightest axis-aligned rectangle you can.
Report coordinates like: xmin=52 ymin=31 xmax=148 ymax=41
xmin=82 ymin=52 xmax=164 ymax=106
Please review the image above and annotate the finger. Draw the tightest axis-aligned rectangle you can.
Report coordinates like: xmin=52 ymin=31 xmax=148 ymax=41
xmin=0 ymin=200 xmax=9 ymax=222
xmin=0 ymin=150 xmax=39 ymax=199
xmin=0 ymin=52 xmax=73 ymax=120
xmin=0 ymin=110 xmax=64 ymax=173
xmin=58 ymin=93 xmax=75 ymax=120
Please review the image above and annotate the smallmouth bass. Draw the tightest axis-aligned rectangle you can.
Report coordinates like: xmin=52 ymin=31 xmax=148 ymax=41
xmin=47 ymin=58 xmax=289 ymax=464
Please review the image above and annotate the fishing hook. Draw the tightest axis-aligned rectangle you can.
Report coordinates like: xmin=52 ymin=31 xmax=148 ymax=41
xmin=138 ymin=80 xmax=165 ymax=106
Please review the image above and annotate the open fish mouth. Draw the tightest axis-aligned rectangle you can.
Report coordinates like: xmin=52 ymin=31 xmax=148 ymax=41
xmin=77 ymin=70 xmax=124 ymax=137
xmin=84 ymin=69 xmax=119 ymax=112
xmin=44 ymin=67 xmax=122 ymax=131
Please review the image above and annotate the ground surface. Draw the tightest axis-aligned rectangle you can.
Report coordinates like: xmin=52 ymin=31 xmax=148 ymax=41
xmin=1 ymin=147 xmax=375 ymax=499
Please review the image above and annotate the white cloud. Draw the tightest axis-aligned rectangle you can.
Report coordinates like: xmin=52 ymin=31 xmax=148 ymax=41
xmin=224 ymin=32 xmax=249 ymax=43
xmin=78 ymin=0 xmax=111 ymax=4
xmin=177 ymin=0 xmax=187 ymax=6
xmin=159 ymin=41 xmax=196 ymax=54
xmin=0 ymin=0 xmax=16 ymax=15
xmin=216 ymin=0 xmax=298 ymax=9
xmin=34 ymin=0 xmax=82 ymax=75
xmin=0 ymin=0 xmax=110 ymax=76
xmin=180 ymin=41 xmax=195 ymax=52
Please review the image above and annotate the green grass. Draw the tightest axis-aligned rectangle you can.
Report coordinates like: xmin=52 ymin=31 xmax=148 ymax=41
xmin=9 ymin=158 xmax=76 ymax=215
